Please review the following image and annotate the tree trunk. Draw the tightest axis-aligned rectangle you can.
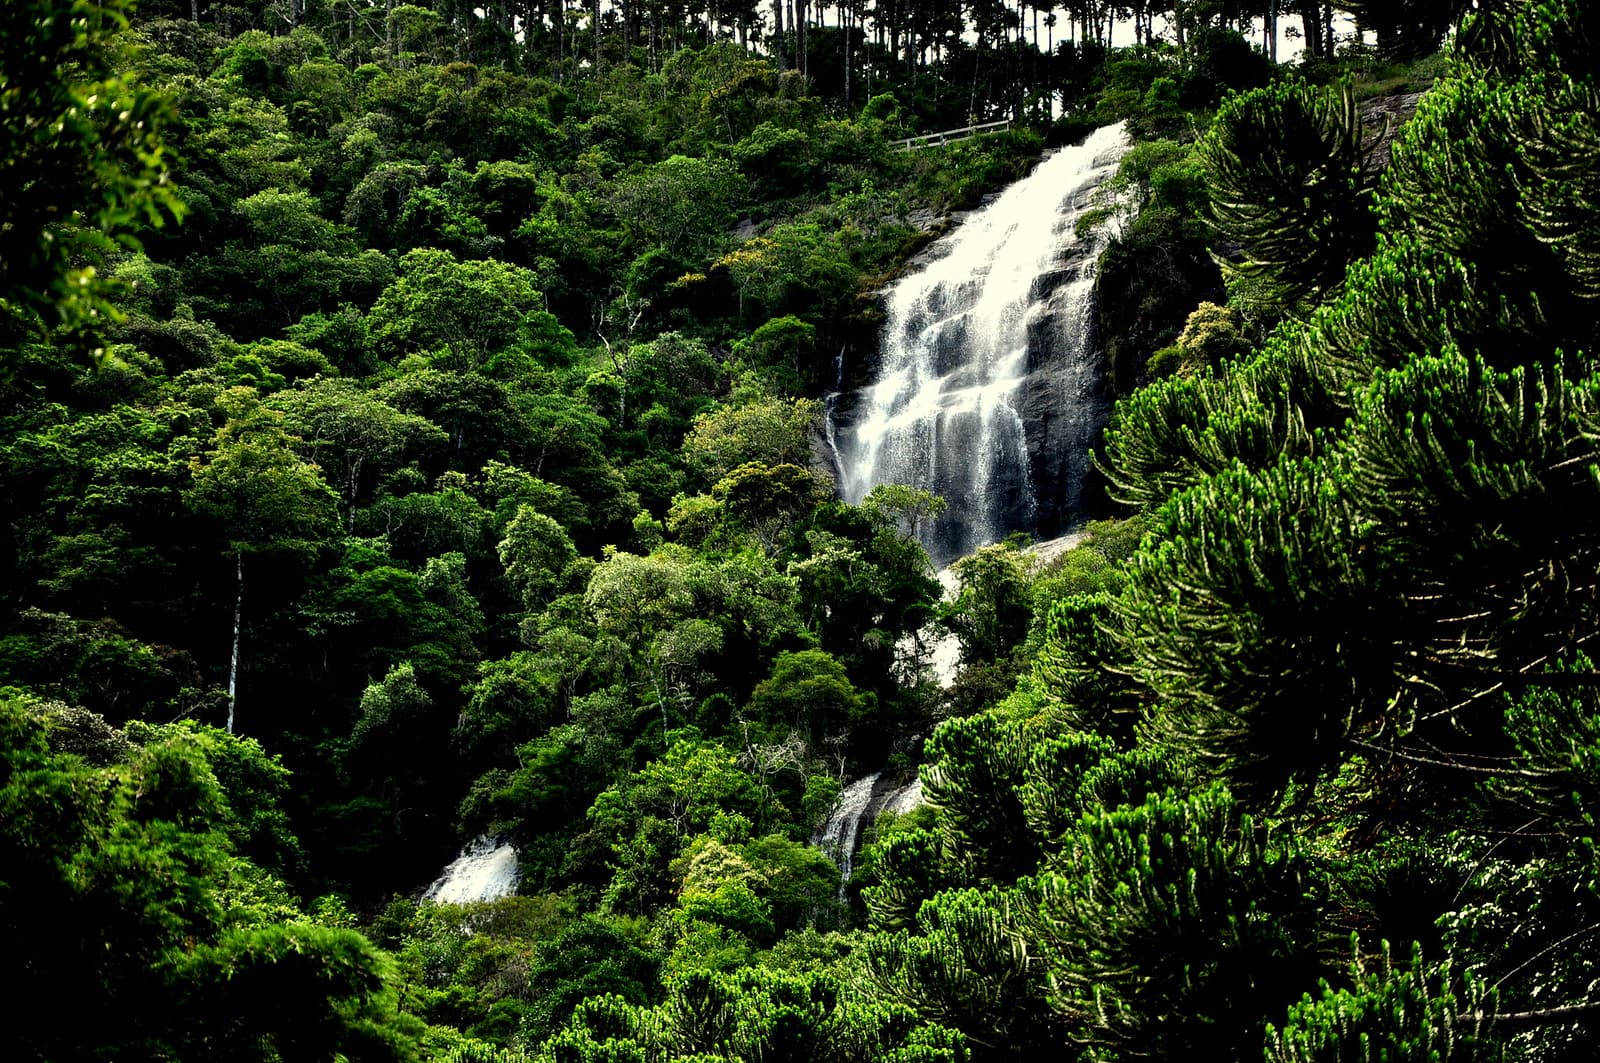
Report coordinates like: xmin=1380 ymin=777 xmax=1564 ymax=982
xmin=771 ymin=0 xmax=785 ymax=67
xmin=1296 ymin=0 xmax=1327 ymax=57
xmin=653 ymin=669 xmax=669 ymax=745
xmin=796 ymin=0 xmax=808 ymax=77
xmin=227 ymin=550 xmax=243 ymax=734
xmin=843 ymin=2 xmax=852 ymax=106
xmin=192 ymin=0 xmax=199 ymax=22
xmin=969 ymin=28 xmax=983 ymax=121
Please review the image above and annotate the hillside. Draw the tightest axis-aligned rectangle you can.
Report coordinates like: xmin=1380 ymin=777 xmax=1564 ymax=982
xmin=4 ymin=0 xmax=1600 ymax=1060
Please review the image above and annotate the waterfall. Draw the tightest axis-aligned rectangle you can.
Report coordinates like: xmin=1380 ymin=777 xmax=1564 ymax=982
xmin=880 ymin=776 xmax=923 ymax=817
xmin=926 ymin=563 xmax=963 ymax=687
xmin=833 ymin=123 xmax=1131 ymax=566
xmin=811 ymin=772 xmax=882 ymax=895
xmin=811 ymin=772 xmax=926 ymax=896
xmin=423 ymin=835 xmax=519 ymax=905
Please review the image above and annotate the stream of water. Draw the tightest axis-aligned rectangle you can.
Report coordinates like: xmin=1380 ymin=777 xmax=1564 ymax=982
xmin=832 ymin=122 xmax=1130 ymax=566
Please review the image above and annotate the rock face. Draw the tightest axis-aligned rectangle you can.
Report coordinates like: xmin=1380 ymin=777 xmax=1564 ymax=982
xmin=827 ymin=124 xmax=1131 ymax=566
xmin=1017 ymin=237 xmax=1109 ymax=543
xmin=1360 ymin=90 xmax=1427 ymax=173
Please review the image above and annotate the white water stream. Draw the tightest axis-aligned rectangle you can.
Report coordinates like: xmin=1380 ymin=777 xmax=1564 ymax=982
xmin=812 ymin=773 xmax=925 ymax=896
xmin=833 ymin=122 xmax=1130 ymax=566
xmin=811 ymin=772 xmax=882 ymax=894
xmin=423 ymin=835 xmax=519 ymax=905
xmin=833 ymin=129 xmax=1134 ymax=890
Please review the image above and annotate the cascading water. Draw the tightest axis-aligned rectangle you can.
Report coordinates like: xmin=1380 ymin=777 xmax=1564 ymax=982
xmin=814 ymin=127 xmax=1127 ymax=887
xmin=424 ymin=835 xmax=519 ymax=905
xmin=832 ymin=123 xmax=1131 ymax=566
xmin=812 ymin=773 xmax=925 ymax=896
xmin=811 ymin=773 xmax=881 ymax=895
xmin=879 ymin=776 xmax=923 ymax=817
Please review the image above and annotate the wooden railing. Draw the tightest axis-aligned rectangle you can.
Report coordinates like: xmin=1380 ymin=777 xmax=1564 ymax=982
xmin=889 ymin=118 xmax=1013 ymax=151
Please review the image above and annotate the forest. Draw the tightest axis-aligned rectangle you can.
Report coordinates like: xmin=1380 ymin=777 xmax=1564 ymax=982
xmin=3 ymin=0 xmax=1598 ymax=1059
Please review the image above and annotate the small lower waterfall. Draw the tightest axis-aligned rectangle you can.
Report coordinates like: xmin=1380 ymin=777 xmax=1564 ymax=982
xmin=926 ymin=563 xmax=964 ymax=687
xmin=832 ymin=123 xmax=1130 ymax=566
xmin=424 ymin=835 xmax=519 ymax=905
xmin=812 ymin=773 xmax=925 ymax=895
xmin=812 ymin=773 xmax=881 ymax=894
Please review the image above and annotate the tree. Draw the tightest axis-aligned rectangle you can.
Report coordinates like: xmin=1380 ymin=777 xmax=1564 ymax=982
xmin=186 ymin=408 xmax=339 ymax=733
xmin=671 ymin=837 xmax=776 ymax=956
xmin=1338 ymin=0 xmax=1467 ymax=59
xmin=863 ymin=886 xmax=1057 ymax=1055
xmin=0 ymin=699 xmax=411 ymax=1061
xmin=711 ymin=461 xmax=831 ymax=553
xmin=521 ymin=916 xmax=661 ymax=1045
xmin=378 ymin=368 xmax=533 ymax=471
xmin=942 ymin=540 xmax=1037 ymax=670
xmin=747 ymin=648 xmax=874 ymax=738
xmin=785 ymin=493 xmax=943 ymax=693
xmin=921 ymin=714 xmax=1038 ymax=883
xmin=682 ymin=394 xmax=822 ymax=484
xmin=498 ymin=503 xmax=579 ymax=609
xmin=1199 ymin=78 xmax=1379 ymax=321
xmin=0 ymin=0 xmax=182 ymax=337
xmin=583 ymin=548 xmax=700 ymax=731
xmin=366 ymin=248 xmax=577 ymax=374
xmin=1030 ymin=785 xmax=1321 ymax=1060
xmin=207 ymin=187 xmax=391 ymax=331
xmin=1083 ymin=10 xmax=1600 ymax=1055
xmin=1266 ymin=944 xmax=1486 ymax=1062
xmin=1146 ymin=300 xmax=1249 ymax=379
xmin=582 ymin=738 xmax=766 ymax=914
xmin=610 ymin=154 xmax=747 ymax=257
xmin=542 ymin=966 xmax=969 ymax=1061
xmin=344 ymin=661 xmax=442 ymax=809
xmin=270 ymin=378 xmax=449 ymax=528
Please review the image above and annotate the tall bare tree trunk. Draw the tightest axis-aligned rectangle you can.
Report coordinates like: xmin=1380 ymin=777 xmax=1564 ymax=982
xmin=969 ymin=28 xmax=982 ymax=120
xmin=227 ymin=550 xmax=243 ymax=734
xmin=843 ymin=2 xmax=852 ymax=105
xmin=796 ymin=0 xmax=809 ymax=76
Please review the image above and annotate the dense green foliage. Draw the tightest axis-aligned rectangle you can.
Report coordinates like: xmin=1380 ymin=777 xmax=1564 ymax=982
xmin=7 ymin=0 xmax=1600 ymax=1059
